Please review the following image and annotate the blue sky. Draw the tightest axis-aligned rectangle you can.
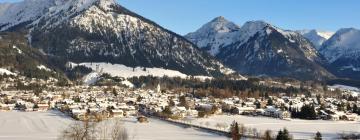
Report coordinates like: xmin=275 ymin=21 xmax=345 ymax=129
xmin=1 ymin=0 xmax=360 ymax=35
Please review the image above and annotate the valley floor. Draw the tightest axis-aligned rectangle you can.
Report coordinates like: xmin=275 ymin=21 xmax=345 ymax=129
xmin=1 ymin=111 xmax=359 ymax=140
xmin=0 ymin=111 xmax=225 ymax=140
xmin=192 ymin=115 xmax=360 ymax=139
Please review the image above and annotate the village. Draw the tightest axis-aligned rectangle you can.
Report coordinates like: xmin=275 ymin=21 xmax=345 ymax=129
xmin=1 ymin=74 xmax=359 ymax=124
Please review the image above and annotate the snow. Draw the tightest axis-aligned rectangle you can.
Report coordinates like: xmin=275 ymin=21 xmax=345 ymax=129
xmin=1 ymin=0 xmax=236 ymax=79
xmin=75 ymin=62 xmax=212 ymax=79
xmin=83 ymin=72 xmax=100 ymax=85
xmin=0 ymin=68 xmax=16 ymax=75
xmin=298 ymin=29 xmax=334 ymax=49
xmin=77 ymin=62 xmax=218 ymax=84
xmin=186 ymin=18 xmax=300 ymax=56
xmin=341 ymin=65 xmax=360 ymax=72
xmin=121 ymin=117 xmax=224 ymax=140
xmin=121 ymin=80 xmax=134 ymax=88
xmin=0 ymin=0 xmax=55 ymax=31
xmin=185 ymin=16 xmax=240 ymax=56
xmin=317 ymin=31 xmax=335 ymax=40
xmin=0 ymin=111 xmax=72 ymax=140
xmin=192 ymin=115 xmax=360 ymax=139
xmin=320 ymin=28 xmax=360 ymax=63
xmin=0 ymin=111 xmax=224 ymax=140
xmin=37 ymin=65 xmax=51 ymax=71
xmin=12 ymin=45 xmax=22 ymax=54
xmin=329 ymin=84 xmax=360 ymax=92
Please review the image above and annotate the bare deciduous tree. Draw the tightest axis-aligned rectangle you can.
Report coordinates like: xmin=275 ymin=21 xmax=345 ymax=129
xmin=111 ymin=118 xmax=129 ymax=140
xmin=59 ymin=117 xmax=129 ymax=140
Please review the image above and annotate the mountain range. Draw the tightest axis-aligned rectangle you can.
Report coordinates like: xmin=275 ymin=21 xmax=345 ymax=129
xmin=0 ymin=0 xmax=359 ymax=82
xmin=185 ymin=17 xmax=360 ymax=81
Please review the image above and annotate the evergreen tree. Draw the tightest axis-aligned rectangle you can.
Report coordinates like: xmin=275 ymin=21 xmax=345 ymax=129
xmin=314 ymin=131 xmax=322 ymax=140
xmin=276 ymin=128 xmax=291 ymax=140
xmin=33 ymin=104 xmax=39 ymax=109
xmin=299 ymin=105 xmax=317 ymax=120
xmin=112 ymin=88 xmax=118 ymax=96
xmin=267 ymin=98 xmax=274 ymax=106
xmin=283 ymin=128 xmax=291 ymax=140
xmin=346 ymin=103 xmax=352 ymax=112
xmin=179 ymin=96 xmax=189 ymax=109
xmin=353 ymin=104 xmax=359 ymax=115
xmin=230 ymin=121 xmax=241 ymax=140
xmin=276 ymin=130 xmax=284 ymax=140
xmin=264 ymin=130 xmax=273 ymax=140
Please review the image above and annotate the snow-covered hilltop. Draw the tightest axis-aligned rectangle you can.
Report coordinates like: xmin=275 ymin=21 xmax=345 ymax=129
xmin=186 ymin=17 xmax=333 ymax=80
xmin=0 ymin=0 xmax=239 ymax=78
xmin=298 ymin=30 xmax=334 ymax=49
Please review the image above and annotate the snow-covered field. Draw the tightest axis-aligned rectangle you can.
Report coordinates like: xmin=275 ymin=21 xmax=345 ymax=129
xmin=0 ymin=111 xmax=72 ymax=140
xmin=0 ymin=68 xmax=16 ymax=75
xmin=121 ymin=118 xmax=225 ymax=140
xmin=72 ymin=62 xmax=214 ymax=85
xmin=329 ymin=84 xmax=360 ymax=92
xmin=78 ymin=62 xmax=189 ymax=78
xmin=192 ymin=115 xmax=360 ymax=139
xmin=1 ymin=111 xmax=358 ymax=140
xmin=0 ymin=111 xmax=225 ymax=140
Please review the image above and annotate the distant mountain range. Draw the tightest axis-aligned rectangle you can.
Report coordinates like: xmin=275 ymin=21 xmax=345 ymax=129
xmin=186 ymin=17 xmax=360 ymax=81
xmin=319 ymin=28 xmax=360 ymax=80
xmin=297 ymin=30 xmax=334 ymax=49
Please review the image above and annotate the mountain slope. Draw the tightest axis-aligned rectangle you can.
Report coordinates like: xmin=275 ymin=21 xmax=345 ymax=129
xmin=0 ymin=0 xmax=56 ymax=31
xmin=297 ymin=30 xmax=334 ymax=49
xmin=186 ymin=17 xmax=334 ymax=80
xmin=0 ymin=0 xmax=236 ymax=78
xmin=0 ymin=32 xmax=62 ymax=79
xmin=320 ymin=28 xmax=360 ymax=80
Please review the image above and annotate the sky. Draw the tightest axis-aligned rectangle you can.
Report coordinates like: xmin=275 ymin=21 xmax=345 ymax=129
xmin=1 ymin=0 xmax=360 ymax=35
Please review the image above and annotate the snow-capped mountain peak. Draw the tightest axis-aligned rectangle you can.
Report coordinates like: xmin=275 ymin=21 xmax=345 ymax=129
xmin=320 ymin=28 xmax=360 ymax=62
xmin=185 ymin=16 xmax=240 ymax=55
xmin=206 ymin=16 xmax=240 ymax=33
xmin=319 ymin=28 xmax=360 ymax=80
xmin=297 ymin=29 xmax=334 ymax=49
xmin=317 ymin=31 xmax=334 ymax=40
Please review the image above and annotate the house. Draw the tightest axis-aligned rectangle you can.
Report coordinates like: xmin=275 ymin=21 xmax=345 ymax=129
xmin=171 ymin=106 xmax=187 ymax=118
xmin=232 ymin=107 xmax=255 ymax=115
xmin=37 ymin=104 xmax=49 ymax=111
xmin=264 ymin=106 xmax=277 ymax=117
xmin=343 ymin=113 xmax=358 ymax=121
xmin=72 ymin=109 xmax=87 ymax=120
xmin=330 ymin=114 xmax=340 ymax=121
xmin=186 ymin=109 xmax=198 ymax=117
xmin=275 ymin=110 xmax=291 ymax=119
xmin=111 ymin=109 xmax=124 ymax=117
xmin=264 ymin=106 xmax=291 ymax=119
